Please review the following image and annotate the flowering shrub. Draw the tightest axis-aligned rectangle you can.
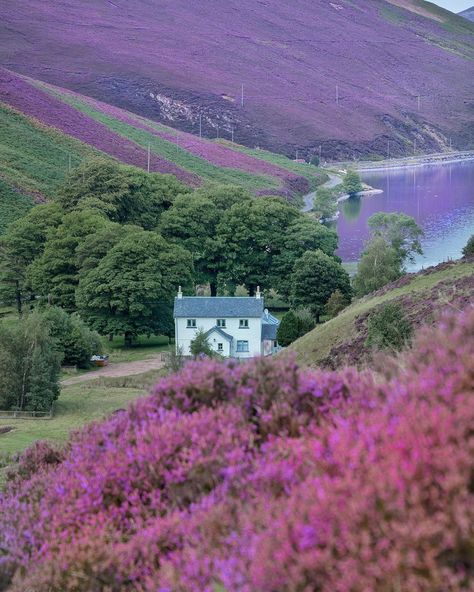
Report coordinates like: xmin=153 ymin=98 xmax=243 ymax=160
xmin=1 ymin=309 xmax=473 ymax=591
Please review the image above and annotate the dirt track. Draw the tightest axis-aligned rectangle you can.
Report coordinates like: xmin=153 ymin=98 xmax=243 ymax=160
xmin=61 ymin=356 xmax=165 ymax=386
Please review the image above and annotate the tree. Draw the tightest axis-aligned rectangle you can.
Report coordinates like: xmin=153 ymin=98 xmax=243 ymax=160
xmin=294 ymin=307 xmax=316 ymax=336
xmin=312 ymin=187 xmax=337 ymax=220
xmin=76 ymin=230 xmax=193 ymax=346
xmin=218 ymin=197 xmax=301 ymax=294
xmin=0 ymin=203 xmax=63 ymax=314
xmin=58 ymin=158 xmax=188 ymax=229
xmin=28 ymin=210 xmax=110 ymax=310
xmin=272 ymin=218 xmax=339 ymax=298
xmin=0 ymin=313 xmax=61 ymax=412
xmin=366 ymin=302 xmax=413 ymax=351
xmin=42 ymin=307 xmax=102 ymax=368
xmin=343 ymin=170 xmax=363 ymax=197
xmin=291 ymin=250 xmax=352 ymax=322
xmin=367 ymin=212 xmax=423 ymax=266
xmin=310 ymin=155 xmax=320 ymax=167
xmin=353 ymin=236 xmax=401 ymax=297
xmin=277 ymin=310 xmax=300 ymax=346
xmin=462 ymin=234 xmax=474 ymax=257
xmin=190 ymin=328 xmax=215 ymax=358
xmin=160 ymin=185 xmax=252 ymax=295
xmin=325 ymin=289 xmax=349 ymax=318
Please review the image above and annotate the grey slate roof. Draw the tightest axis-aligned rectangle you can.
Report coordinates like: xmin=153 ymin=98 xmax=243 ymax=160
xmin=261 ymin=311 xmax=280 ymax=340
xmin=204 ymin=326 xmax=233 ymax=342
xmin=174 ymin=297 xmax=264 ymax=318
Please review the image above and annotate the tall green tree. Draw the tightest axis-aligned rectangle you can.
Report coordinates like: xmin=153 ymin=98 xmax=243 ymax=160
xmin=368 ymin=212 xmax=423 ymax=266
xmin=353 ymin=236 xmax=402 ymax=297
xmin=159 ymin=185 xmax=251 ymax=295
xmin=58 ymin=158 xmax=187 ymax=229
xmin=28 ymin=210 xmax=110 ymax=310
xmin=0 ymin=313 xmax=61 ymax=411
xmin=291 ymin=250 xmax=352 ymax=322
xmin=272 ymin=217 xmax=339 ymax=298
xmin=343 ymin=170 xmax=363 ymax=197
xmin=462 ymin=234 xmax=474 ymax=256
xmin=76 ymin=230 xmax=193 ymax=346
xmin=0 ymin=203 xmax=63 ymax=313
xmin=217 ymin=197 xmax=300 ymax=295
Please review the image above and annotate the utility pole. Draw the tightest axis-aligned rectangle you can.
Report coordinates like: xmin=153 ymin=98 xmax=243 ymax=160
xmin=296 ymin=149 xmax=299 ymax=161
xmin=319 ymin=145 xmax=322 ymax=160
xmin=417 ymin=95 xmax=421 ymax=111
xmin=216 ymin=124 xmax=219 ymax=139
xmin=147 ymin=143 xmax=151 ymax=173
xmin=336 ymin=85 xmax=339 ymax=106
xmin=231 ymin=126 xmax=234 ymax=143
xmin=387 ymin=140 xmax=390 ymax=160
xmin=414 ymin=138 xmax=417 ymax=155
xmin=241 ymin=83 xmax=244 ymax=107
xmin=199 ymin=113 xmax=202 ymax=138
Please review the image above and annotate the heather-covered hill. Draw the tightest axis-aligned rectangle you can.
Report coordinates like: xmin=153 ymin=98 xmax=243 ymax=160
xmin=288 ymin=258 xmax=474 ymax=368
xmin=0 ymin=68 xmax=325 ymax=205
xmin=0 ymin=309 xmax=472 ymax=590
xmin=459 ymin=6 xmax=474 ymax=22
xmin=1 ymin=0 xmax=473 ymax=158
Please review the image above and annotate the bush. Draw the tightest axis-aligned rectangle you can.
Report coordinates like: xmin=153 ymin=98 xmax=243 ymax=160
xmin=189 ymin=328 xmax=215 ymax=358
xmin=366 ymin=302 xmax=413 ymax=351
xmin=462 ymin=234 xmax=474 ymax=256
xmin=277 ymin=310 xmax=300 ymax=346
xmin=1 ymin=309 xmax=472 ymax=591
xmin=42 ymin=307 xmax=102 ymax=368
xmin=324 ymin=289 xmax=349 ymax=318
xmin=310 ymin=155 xmax=320 ymax=166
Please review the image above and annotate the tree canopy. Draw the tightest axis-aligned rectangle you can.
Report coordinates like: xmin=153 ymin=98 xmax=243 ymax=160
xmin=353 ymin=235 xmax=402 ymax=297
xmin=367 ymin=212 xmax=423 ymax=266
xmin=76 ymin=230 xmax=193 ymax=345
xmin=342 ymin=171 xmax=363 ymax=197
xmin=291 ymin=250 xmax=352 ymax=321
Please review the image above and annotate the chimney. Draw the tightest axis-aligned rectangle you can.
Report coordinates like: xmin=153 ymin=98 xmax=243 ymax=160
xmin=177 ymin=286 xmax=183 ymax=299
xmin=256 ymin=286 xmax=261 ymax=299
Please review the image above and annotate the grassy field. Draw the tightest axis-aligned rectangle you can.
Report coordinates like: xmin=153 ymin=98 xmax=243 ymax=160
xmin=0 ymin=103 xmax=103 ymax=201
xmin=0 ymin=178 xmax=34 ymax=233
xmin=288 ymin=259 xmax=474 ymax=368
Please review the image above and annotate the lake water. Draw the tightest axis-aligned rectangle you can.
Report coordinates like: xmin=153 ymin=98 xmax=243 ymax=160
xmin=336 ymin=161 xmax=474 ymax=271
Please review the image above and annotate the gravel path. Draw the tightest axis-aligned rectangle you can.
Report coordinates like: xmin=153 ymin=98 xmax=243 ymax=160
xmin=61 ymin=356 xmax=166 ymax=386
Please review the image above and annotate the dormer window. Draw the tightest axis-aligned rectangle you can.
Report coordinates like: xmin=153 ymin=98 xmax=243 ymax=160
xmin=217 ymin=319 xmax=226 ymax=328
xmin=239 ymin=319 xmax=249 ymax=328
xmin=186 ymin=319 xmax=197 ymax=328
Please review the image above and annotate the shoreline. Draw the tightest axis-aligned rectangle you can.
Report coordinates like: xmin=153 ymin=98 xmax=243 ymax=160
xmin=329 ymin=150 xmax=474 ymax=173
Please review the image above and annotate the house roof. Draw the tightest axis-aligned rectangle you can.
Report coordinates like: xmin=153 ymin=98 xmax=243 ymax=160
xmin=174 ymin=297 xmax=264 ymax=318
xmin=204 ymin=326 xmax=233 ymax=342
xmin=261 ymin=310 xmax=280 ymax=340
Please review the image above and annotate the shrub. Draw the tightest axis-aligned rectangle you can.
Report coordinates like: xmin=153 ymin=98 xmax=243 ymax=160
xmin=366 ymin=301 xmax=413 ymax=351
xmin=0 ymin=309 xmax=472 ymax=591
xmin=189 ymin=328 xmax=215 ymax=358
xmin=342 ymin=170 xmax=363 ymax=196
xmin=277 ymin=310 xmax=300 ymax=346
xmin=324 ymin=289 xmax=349 ymax=318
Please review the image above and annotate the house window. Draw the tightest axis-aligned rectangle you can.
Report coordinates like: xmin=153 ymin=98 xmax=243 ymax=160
xmin=217 ymin=319 xmax=226 ymax=328
xmin=239 ymin=319 xmax=249 ymax=328
xmin=217 ymin=343 xmax=223 ymax=352
xmin=236 ymin=340 xmax=249 ymax=352
xmin=186 ymin=319 xmax=196 ymax=328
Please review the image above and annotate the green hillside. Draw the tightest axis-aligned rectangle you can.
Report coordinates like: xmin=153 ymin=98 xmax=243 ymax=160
xmin=288 ymin=259 xmax=474 ymax=368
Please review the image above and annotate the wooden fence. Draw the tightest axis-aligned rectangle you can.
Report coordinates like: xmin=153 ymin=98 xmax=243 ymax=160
xmin=0 ymin=408 xmax=53 ymax=420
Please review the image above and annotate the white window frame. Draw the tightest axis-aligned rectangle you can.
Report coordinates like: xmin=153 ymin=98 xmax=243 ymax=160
xmin=239 ymin=319 xmax=249 ymax=329
xmin=217 ymin=319 xmax=226 ymax=328
xmin=236 ymin=340 xmax=249 ymax=352
xmin=217 ymin=343 xmax=223 ymax=352
xmin=186 ymin=319 xmax=197 ymax=328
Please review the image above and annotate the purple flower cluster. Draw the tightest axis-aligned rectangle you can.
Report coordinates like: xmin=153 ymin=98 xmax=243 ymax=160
xmin=0 ymin=68 xmax=200 ymax=186
xmin=1 ymin=309 xmax=473 ymax=591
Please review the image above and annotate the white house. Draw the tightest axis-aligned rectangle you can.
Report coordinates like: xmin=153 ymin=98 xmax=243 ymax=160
xmin=173 ymin=287 xmax=280 ymax=358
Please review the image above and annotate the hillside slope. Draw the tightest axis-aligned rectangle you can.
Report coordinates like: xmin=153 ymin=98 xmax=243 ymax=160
xmin=288 ymin=258 xmax=474 ymax=368
xmin=459 ymin=6 xmax=474 ymax=22
xmin=1 ymin=0 xmax=473 ymax=158
xmin=0 ymin=68 xmax=326 ymax=212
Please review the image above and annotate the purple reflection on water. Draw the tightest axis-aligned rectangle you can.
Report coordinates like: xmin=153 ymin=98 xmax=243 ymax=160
xmin=336 ymin=161 xmax=474 ymax=271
